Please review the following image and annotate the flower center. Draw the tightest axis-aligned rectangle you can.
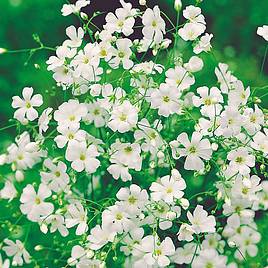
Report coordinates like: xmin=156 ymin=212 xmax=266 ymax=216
xmin=154 ymin=249 xmax=162 ymax=256
xmin=69 ymin=115 xmax=76 ymax=121
xmin=188 ymin=146 xmax=197 ymax=154
xmin=152 ymin=20 xmax=157 ymax=27
xmin=117 ymin=20 xmax=124 ymax=27
xmin=100 ymin=49 xmax=107 ymax=57
xmin=83 ymin=58 xmax=89 ymax=64
xmin=206 ymin=263 xmax=214 ymax=268
xmin=118 ymin=51 xmax=125 ymax=58
xmin=80 ymin=154 xmax=86 ymax=161
xmin=166 ymin=187 xmax=173 ymax=193
xmin=93 ymin=109 xmax=100 ymax=115
xmin=235 ymin=156 xmax=244 ymax=164
xmin=116 ymin=213 xmax=123 ymax=220
xmin=35 ymin=197 xmax=41 ymax=205
xmin=26 ymin=102 xmax=31 ymax=108
xmin=128 ymin=196 xmax=137 ymax=204
xmin=242 ymin=187 xmax=249 ymax=194
xmin=163 ymin=96 xmax=170 ymax=103
xmin=68 ymin=133 xmax=74 ymax=139
xmin=124 ymin=146 xmax=133 ymax=154
xmin=55 ymin=171 xmax=61 ymax=177
xmin=204 ymin=98 xmax=212 ymax=105
xmin=119 ymin=113 xmax=127 ymax=121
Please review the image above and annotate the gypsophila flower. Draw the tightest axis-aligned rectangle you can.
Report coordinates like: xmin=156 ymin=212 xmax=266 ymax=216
xmin=3 ymin=239 xmax=30 ymax=266
xmin=12 ymin=87 xmax=43 ymax=123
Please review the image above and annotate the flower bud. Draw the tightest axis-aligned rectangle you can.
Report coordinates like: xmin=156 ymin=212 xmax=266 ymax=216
xmin=174 ymin=0 xmax=182 ymax=11
xmin=80 ymin=12 xmax=88 ymax=20
xmin=15 ymin=170 xmax=24 ymax=182
xmin=180 ymin=198 xmax=189 ymax=209
xmin=166 ymin=211 xmax=176 ymax=220
xmin=0 ymin=48 xmax=7 ymax=54
xmin=139 ymin=0 xmax=146 ymax=5
xmin=34 ymin=245 xmax=44 ymax=251
xmin=228 ymin=240 xmax=236 ymax=248
xmin=157 ymin=151 xmax=165 ymax=159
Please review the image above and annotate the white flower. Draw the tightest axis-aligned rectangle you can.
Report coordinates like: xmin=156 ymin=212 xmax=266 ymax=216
xmin=257 ymin=25 xmax=268 ymax=41
xmin=243 ymin=105 xmax=264 ymax=135
xmin=6 ymin=131 xmax=45 ymax=170
xmin=87 ymin=223 xmax=116 ymax=250
xmin=54 ymin=99 xmax=87 ymax=128
xmin=46 ymin=45 xmax=76 ymax=71
xmin=12 ymin=87 xmax=43 ymax=122
xmin=108 ymin=141 xmax=142 ymax=181
xmin=108 ymin=100 xmax=138 ymax=133
xmin=67 ymin=245 xmax=93 ymax=267
xmin=0 ymin=181 xmax=17 ymax=201
xmin=251 ymin=129 xmax=268 ymax=155
xmin=61 ymin=0 xmax=90 ymax=16
xmin=142 ymin=6 xmax=166 ymax=44
xmin=65 ymin=202 xmax=88 ymax=235
xmin=150 ymin=83 xmax=181 ymax=117
xmin=178 ymin=22 xmax=206 ymax=41
xmin=116 ymin=184 xmax=149 ymax=215
xmin=192 ymin=86 xmax=223 ymax=117
xmin=43 ymin=214 xmax=69 ymax=237
xmin=227 ymin=147 xmax=255 ymax=175
xmin=135 ymin=118 xmax=163 ymax=155
xmin=109 ymin=38 xmax=134 ymax=69
xmin=71 ymin=43 xmax=102 ymax=80
xmin=170 ymin=131 xmax=212 ymax=170
xmin=54 ymin=125 xmax=86 ymax=149
xmin=219 ymin=106 xmax=243 ymax=137
xmin=184 ymin=56 xmax=204 ymax=72
xmin=234 ymin=227 xmax=261 ymax=260
xmin=228 ymin=80 xmax=250 ymax=106
xmin=177 ymin=223 xmax=194 ymax=242
xmin=150 ymin=175 xmax=186 ymax=204
xmin=20 ymin=183 xmax=54 ymax=222
xmin=40 ymin=159 xmax=70 ymax=193
xmin=2 ymin=239 xmax=30 ymax=266
xmin=231 ymin=175 xmax=262 ymax=201
xmin=38 ymin=107 xmax=53 ymax=135
xmin=215 ymin=63 xmax=237 ymax=93
xmin=102 ymin=204 xmax=134 ymax=234
xmin=140 ymin=235 xmax=175 ymax=267
xmin=120 ymin=228 xmax=144 ymax=256
xmin=165 ymin=66 xmax=195 ymax=91
xmin=187 ymin=205 xmax=216 ymax=234
xmin=84 ymin=101 xmax=108 ymax=128
xmin=63 ymin=26 xmax=84 ymax=48
xmin=105 ymin=7 xmax=135 ymax=36
xmin=172 ymin=242 xmax=197 ymax=265
xmin=183 ymin=5 xmax=205 ymax=24
xmin=66 ymin=141 xmax=100 ymax=174
xmin=193 ymin=33 xmax=213 ymax=54
xmin=192 ymin=249 xmax=227 ymax=268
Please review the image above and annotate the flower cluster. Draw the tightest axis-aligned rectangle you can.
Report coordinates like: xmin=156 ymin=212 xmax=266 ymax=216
xmin=0 ymin=1 xmax=268 ymax=267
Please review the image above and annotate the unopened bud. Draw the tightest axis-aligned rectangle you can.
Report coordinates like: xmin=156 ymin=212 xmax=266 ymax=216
xmin=0 ymin=48 xmax=7 ymax=54
xmin=174 ymin=0 xmax=182 ymax=12
xmin=157 ymin=151 xmax=165 ymax=159
xmin=34 ymin=245 xmax=44 ymax=251
xmin=139 ymin=0 xmax=146 ymax=5
xmin=80 ymin=12 xmax=88 ymax=20
xmin=15 ymin=170 xmax=24 ymax=182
